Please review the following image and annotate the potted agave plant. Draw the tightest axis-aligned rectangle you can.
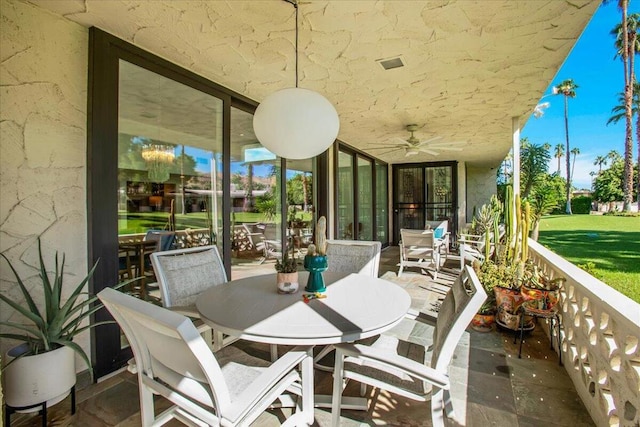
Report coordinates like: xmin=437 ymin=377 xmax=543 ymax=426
xmin=0 ymin=240 xmax=118 ymax=416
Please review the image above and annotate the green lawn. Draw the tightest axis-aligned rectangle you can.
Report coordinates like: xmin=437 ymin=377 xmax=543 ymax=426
xmin=537 ymin=214 xmax=640 ymax=303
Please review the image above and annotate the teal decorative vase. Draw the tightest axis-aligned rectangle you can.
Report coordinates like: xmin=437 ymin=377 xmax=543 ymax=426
xmin=304 ymin=255 xmax=328 ymax=293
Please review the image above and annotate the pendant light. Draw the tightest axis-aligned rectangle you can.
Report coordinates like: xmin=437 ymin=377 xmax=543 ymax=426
xmin=253 ymin=0 xmax=340 ymax=160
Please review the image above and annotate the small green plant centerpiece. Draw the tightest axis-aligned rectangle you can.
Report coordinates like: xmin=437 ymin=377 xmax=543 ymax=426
xmin=0 ymin=239 xmax=121 ymax=413
xmin=275 ymin=242 xmax=299 ymax=294
xmin=303 ymin=216 xmax=329 ymax=293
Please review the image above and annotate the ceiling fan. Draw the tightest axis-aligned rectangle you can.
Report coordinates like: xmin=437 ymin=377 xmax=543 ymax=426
xmin=367 ymin=124 xmax=465 ymax=156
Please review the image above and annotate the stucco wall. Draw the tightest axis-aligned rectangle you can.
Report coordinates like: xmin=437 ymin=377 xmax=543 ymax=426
xmin=465 ymin=166 xmax=497 ymax=221
xmin=0 ymin=0 xmax=89 ymax=368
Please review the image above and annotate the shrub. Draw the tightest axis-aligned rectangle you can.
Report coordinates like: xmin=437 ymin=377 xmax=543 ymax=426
xmin=571 ymin=196 xmax=592 ymax=214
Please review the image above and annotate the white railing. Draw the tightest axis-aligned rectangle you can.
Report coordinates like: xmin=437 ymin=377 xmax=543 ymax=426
xmin=528 ymin=239 xmax=640 ymax=427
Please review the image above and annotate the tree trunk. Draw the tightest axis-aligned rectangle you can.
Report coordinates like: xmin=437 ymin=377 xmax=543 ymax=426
xmin=637 ymin=92 xmax=640 ymax=210
xmin=564 ymin=96 xmax=572 ymax=214
xmin=531 ymin=220 xmax=540 ymax=241
xmin=621 ymin=0 xmax=634 ymax=212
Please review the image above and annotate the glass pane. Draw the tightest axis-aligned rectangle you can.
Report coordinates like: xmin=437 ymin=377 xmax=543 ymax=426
xmin=230 ymin=107 xmax=282 ymax=280
xmin=117 ymin=60 xmax=223 ymax=308
xmin=287 ymin=158 xmax=315 ymax=258
xmin=357 ymin=157 xmax=373 ymax=240
xmin=397 ymin=167 xmax=424 ymax=229
xmin=426 ymin=166 xmax=453 ymax=222
xmin=376 ymin=163 xmax=388 ymax=243
xmin=337 ymin=151 xmax=354 ymax=239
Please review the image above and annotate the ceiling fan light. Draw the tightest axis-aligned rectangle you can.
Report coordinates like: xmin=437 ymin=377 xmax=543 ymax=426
xmin=405 ymin=147 xmax=420 ymax=156
xmin=253 ymin=88 xmax=339 ymax=159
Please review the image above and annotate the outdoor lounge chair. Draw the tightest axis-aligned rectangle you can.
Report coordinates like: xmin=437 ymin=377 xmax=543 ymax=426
xmin=98 ymin=288 xmax=313 ymax=427
xmin=330 ymin=265 xmax=487 ymax=427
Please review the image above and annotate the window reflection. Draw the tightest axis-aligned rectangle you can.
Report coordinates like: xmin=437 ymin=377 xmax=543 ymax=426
xmin=116 ymin=60 xmax=223 ymax=347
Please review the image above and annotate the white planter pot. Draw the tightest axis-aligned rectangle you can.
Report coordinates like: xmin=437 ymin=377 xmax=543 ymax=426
xmin=3 ymin=344 xmax=76 ymax=412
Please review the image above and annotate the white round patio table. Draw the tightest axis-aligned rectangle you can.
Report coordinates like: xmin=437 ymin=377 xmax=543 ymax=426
xmin=196 ymin=271 xmax=411 ymax=346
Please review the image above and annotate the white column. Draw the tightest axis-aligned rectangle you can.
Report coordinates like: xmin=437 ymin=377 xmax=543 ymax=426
xmin=512 ymin=117 xmax=520 ymax=197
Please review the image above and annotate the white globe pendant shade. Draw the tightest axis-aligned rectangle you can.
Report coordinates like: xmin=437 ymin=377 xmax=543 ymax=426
xmin=253 ymin=87 xmax=340 ymax=159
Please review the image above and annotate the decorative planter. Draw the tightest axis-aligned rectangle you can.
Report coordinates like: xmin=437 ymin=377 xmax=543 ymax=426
xmin=3 ymin=344 xmax=76 ymax=412
xmin=494 ymin=287 xmax=534 ymax=331
xmin=494 ymin=286 xmax=524 ymax=313
xmin=471 ymin=312 xmax=495 ymax=332
xmin=276 ymin=271 xmax=299 ymax=294
xmin=303 ymin=255 xmax=328 ymax=293
xmin=521 ymin=284 xmax=559 ymax=312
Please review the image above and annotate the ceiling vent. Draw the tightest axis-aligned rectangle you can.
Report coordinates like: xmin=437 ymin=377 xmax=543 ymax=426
xmin=377 ymin=56 xmax=405 ymax=70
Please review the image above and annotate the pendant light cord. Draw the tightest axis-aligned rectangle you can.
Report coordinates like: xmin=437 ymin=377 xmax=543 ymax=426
xmin=295 ymin=1 xmax=298 ymax=88
xmin=284 ymin=0 xmax=299 ymax=88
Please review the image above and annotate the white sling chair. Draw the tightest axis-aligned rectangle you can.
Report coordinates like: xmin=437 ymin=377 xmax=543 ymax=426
xmin=98 ymin=288 xmax=313 ymax=427
xmin=151 ymin=245 xmax=234 ymax=351
xmin=330 ymin=265 xmax=487 ymax=427
xmin=313 ymin=240 xmax=382 ymax=371
xmin=398 ymin=229 xmax=442 ymax=279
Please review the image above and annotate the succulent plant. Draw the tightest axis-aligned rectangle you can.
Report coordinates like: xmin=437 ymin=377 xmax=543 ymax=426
xmin=315 ymin=216 xmax=327 ymax=256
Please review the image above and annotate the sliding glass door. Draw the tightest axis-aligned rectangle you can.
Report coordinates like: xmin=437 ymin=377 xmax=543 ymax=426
xmin=335 ymin=145 xmax=388 ymax=244
xmin=392 ymin=162 xmax=457 ymax=244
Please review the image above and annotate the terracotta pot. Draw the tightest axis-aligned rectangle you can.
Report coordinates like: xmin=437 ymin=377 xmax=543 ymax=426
xmin=471 ymin=312 xmax=495 ymax=332
xmin=276 ymin=272 xmax=299 ymax=294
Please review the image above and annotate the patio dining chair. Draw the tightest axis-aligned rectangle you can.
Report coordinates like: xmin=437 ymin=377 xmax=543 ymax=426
xmin=151 ymin=245 xmax=234 ymax=351
xmin=398 ymin=229 xmax=442 ymax=279
xmin=330 ymin=265 xmax=487 ymax=427
xmin=325 ymin=239 xmax=382 ymax=277
xmin=314 ymin=239 xmax=382 ymax=371
xmin=98 ymin=288 xmax=313 ymax=427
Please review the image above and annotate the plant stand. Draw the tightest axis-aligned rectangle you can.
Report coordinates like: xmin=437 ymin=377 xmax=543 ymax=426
xmin=514 ymin=301 xmax=562 ymax=365
xmin=4 ymin=386 xmax=76 ymax=427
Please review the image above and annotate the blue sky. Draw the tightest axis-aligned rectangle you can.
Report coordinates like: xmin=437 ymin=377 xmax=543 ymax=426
xmin=521 ymin=2 xmax=638 ymax=190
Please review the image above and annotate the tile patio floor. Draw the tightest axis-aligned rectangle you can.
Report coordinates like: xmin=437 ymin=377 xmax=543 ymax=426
xmin=9 ymin=246 xmax=594 ymax=426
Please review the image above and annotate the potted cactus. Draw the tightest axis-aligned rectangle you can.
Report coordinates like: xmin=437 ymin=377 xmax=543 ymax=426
xmin=303 ymin=216 xmax=328 ymax=293
xmin=275 ymin=243 xmax=299 ymax=294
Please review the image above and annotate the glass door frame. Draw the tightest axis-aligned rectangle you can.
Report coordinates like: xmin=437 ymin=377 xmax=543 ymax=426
xmin=333 ymin=144 xmax=388 ymax=245
xmin=391 ymin=161 xmax=458 ymax=245
xmin=88 ymin=28 xmax=330 ymax=378
xmin=88 ymin=28 xmax=252 ymax=378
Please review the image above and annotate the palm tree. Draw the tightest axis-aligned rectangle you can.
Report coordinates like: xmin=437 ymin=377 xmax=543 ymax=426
xmin=570 ymin=147 xmax=580 ymax=185
xmin=553 ymin=79 xmax=578 ymax=214
xmin=611 ymin=9 xmax=639 ymax=211
xmin=520 ymin=138 xmax=552 ymax=199
xmin=608 ymin=81 xmax=640 ymax=207
xmin=593 ymin=155 xmax=608 ymax=173
xmin=608 ymin=149 xmax=623 ymax=163
xmin=554 ymin=144 xmax=565 ymax=174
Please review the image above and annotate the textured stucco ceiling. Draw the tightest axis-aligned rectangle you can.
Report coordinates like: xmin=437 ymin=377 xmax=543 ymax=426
xmin=28 ymin=0 xmax=598 ymax=167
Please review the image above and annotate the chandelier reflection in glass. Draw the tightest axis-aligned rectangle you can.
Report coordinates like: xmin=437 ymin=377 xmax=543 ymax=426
xmin=140 ymin=140 xmax=175 ymax=182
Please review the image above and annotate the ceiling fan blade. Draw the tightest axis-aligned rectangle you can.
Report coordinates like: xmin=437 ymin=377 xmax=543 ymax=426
xmin=417 ymin=136 xmax=443 ymax=146
xmin=366 ymin=145 xmax=404 ymax=150
xmin=418 ymin=148 xmax=440 ymax=156
xmin=378 ymin=148 xmax=403 ymax=156
xmin=428 ymin=141 xmax=465 ymax=147
xmin=366 ymin=142 xmax=400 ymax=147
xmin=392 ymin=137 xmax=412 ymax=146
